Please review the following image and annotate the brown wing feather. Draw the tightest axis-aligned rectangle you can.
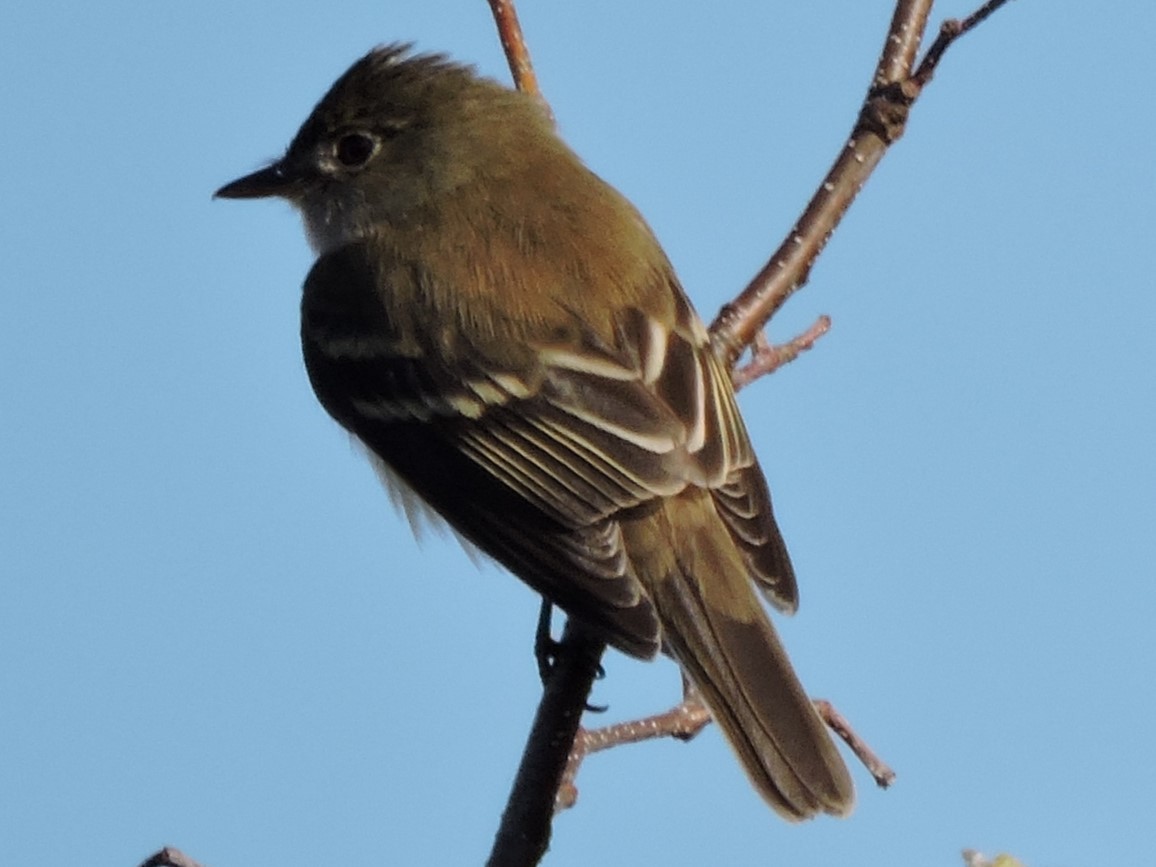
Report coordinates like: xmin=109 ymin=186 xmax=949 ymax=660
xmin=301 ymin=240 xmax=796 ymax=655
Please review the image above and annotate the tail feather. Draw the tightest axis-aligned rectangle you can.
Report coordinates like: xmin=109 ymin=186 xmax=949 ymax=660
xmin=654 ymin=569 xmax=854 ymax=818
xmin=637 ymin=494 xmax=855 ymax=819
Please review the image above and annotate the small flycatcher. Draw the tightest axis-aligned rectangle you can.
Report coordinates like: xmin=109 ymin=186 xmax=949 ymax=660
xmin=216 ymin=44 xmax=852 ymax=819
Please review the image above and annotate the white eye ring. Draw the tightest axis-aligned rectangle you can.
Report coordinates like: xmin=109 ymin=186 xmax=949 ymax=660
xmin=334 ymin=131 xmax=379 ymax=169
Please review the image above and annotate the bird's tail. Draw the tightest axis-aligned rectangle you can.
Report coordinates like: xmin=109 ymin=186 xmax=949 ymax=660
xmin=642 ymin=499 xmax=855 ymax=819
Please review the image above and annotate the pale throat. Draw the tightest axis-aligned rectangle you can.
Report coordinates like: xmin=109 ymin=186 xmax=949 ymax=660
xmin=298 ymin=193 xmax=374 ymax=256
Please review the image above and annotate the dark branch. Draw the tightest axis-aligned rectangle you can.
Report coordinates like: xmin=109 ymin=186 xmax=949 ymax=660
xmin=488 ymin=621 xmax=605 ymax=866
xmin=914 ymin=0 xmax=1016 ymax=86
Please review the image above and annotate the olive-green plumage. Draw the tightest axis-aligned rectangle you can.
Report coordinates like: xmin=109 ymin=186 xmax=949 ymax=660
xmin=217 ymin=44 xmax=853 ymax=819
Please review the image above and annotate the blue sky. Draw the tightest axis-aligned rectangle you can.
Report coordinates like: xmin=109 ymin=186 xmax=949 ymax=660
xmin=3 ymin=1 xmax=1154 ymax=865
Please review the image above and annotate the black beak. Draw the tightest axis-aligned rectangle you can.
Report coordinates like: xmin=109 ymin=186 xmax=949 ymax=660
xmin=214 ymin=161 xmax=299 ymax=200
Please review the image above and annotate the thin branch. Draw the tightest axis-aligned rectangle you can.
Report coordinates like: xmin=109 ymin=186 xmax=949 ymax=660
xmin=732 ymin=315 xmax=832 ymax=392
xmin=488 ymin=620 xmax=605 ymax=867
xmin=486 ymin=0 xmax=549 ymax=115
xmin=557 ymin=693 xmax=713 ymax=811
xmin=557 ymin=688 xmax=892 ymax=812
xmin=914 ymin=0 xmax=1015 ymax=86
xmin=813 ymin=699 xmax=896 ymax=788
xmin=876 ymin=0 xmax=934 ymax=85
xmin=709 ymin=0 xmax=1015 ymax=370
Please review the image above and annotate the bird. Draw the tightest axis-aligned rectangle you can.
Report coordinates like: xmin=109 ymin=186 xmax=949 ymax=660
xmin=215 ymin=43 xmax=853 ymax=820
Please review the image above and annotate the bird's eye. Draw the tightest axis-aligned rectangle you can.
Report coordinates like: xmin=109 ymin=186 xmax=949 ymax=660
xmin=334 ymin=132 xmax=378 ymax=169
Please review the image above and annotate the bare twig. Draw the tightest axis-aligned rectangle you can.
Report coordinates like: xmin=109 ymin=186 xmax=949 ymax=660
xmin=732 ymin=315 xmax=832 ymax=391
xmin=557 ymin=686 xmax=891 ymax=811
xmin=915 ymin=0 xmax=1015 ymax=86
xmin=876 ymin=0 xmax=935 ymax=85
xmin=486 ymin=0 xmax=548 ymax=113
xmin=557 ymin=692 xmax=713 ymax=811
xmin=813 ymin=699 xmax=897 ymax=788
xmin=710 ymin=0 xmax=1015 ymax=370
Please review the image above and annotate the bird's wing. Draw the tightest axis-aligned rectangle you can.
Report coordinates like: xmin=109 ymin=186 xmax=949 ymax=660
xmin=300 ymin=241 xmax=795 ymax=656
